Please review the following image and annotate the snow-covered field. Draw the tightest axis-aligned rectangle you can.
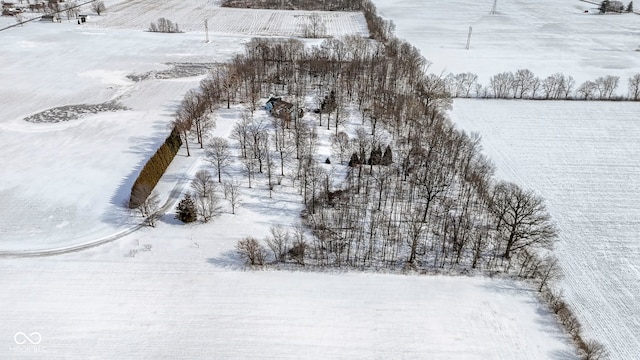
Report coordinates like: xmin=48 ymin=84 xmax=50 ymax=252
xmin=101 ymin=1 xmax=368 ymax=36
xmin=0 ymin=203 xmax=575 ymax=359
xmin=452 ymin=99 xmax=640 ymax=360
xmin=372 ymin=0 xmax=640 ymax=356
xmin=0 ymin=23 xmax=246 ymax=251
xmin=0 ymin=0 xmax=583 ymax=357
xmin=374 ymin=0 xmax=640 ymax=88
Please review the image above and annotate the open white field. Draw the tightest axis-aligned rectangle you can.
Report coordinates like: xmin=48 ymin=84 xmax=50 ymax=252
xmin=99 ymin=0 xmax=368 ymax=36
xmin=451 ymin=99 xmax=640 ymax=360
xmin=0 ymin=22 xmax=247 ymax=251
xmin=0 ymin=1 xmax=579 ymax=358
xmin=373 ymin=0 xmax=640 ymax=89
xmin=0 ymin=214 xmax=576 ymax=359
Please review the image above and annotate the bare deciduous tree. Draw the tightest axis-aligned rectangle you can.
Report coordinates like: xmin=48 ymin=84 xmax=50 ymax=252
xmin=223 ymin=180 xmax=242 ymax=214
xmin=130 ymin=186 xmax=162 ymax=227
xmin=206 ymin=138 xmax=231 ymax=182
xmin=303 ymin=12 xmax=326 ymax=38
xmin=577 ymin=80 xmax=597 ymax=100
xmin=537 ymin=255 xmax=562 ymax=291
xmin=331 ymin=131 xmax=351 ymax=165
xmin=595 ymin=75 xmax=619 ymax=99
xmin=64 ymin=1 xmax=78 ymax=20
xmin=628 ymin=73 xmax=640 ymax=101
xmin=91 ymin=0 xmax=105 ymax=15
xmin=191 ymin=170 xmax=216 ymax=198
xmin=491 ymin=182 xmax=557 ymax=259
xmin=580 ymin=340 xmax=608 ymax=360
xmin=236 ymin=236 xmax=267 ymax=265
xmin=266 ymin=224 xmax=290 ymax=262
xmin=490 ymin=71 xmax=514 ymax=98
xmin=196 ymin=193 xmax=222 ymax=222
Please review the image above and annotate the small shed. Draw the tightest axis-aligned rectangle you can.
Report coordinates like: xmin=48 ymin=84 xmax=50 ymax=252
xmin=78 ymin=14 xmax=87 ymax=23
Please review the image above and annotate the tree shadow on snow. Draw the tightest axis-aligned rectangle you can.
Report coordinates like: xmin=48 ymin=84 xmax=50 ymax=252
xmin=207 ymin=250 xmax=245 ymax=270
xmin=549 ymin=349 xmax=579 ymax=360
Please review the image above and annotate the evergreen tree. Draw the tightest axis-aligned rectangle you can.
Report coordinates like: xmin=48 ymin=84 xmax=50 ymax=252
xmin=369 ymin=146 xmax=382 ymax=165
xmin=381 ymin=145 xmax=393 ymax=165
xmin=175 ymin=192 xmax=198 ymax=223
xmin=348 ymin=152 xmax=360 ymax=167
xmin=627 ymin=1 xmax=633 ymax=12
xmin=599 ymin=0 xmax=608 ymax=13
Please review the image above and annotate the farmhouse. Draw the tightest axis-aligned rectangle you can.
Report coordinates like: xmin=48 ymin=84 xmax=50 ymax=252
xmin=265 ymin=96 xmax=300 ymax=126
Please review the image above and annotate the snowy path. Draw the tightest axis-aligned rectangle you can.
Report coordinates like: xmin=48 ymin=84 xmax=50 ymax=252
xmin=451 ymin=99 xmax=640 ymax=360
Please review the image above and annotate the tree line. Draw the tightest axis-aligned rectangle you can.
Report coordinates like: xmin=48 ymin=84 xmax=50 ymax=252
xmin=447 ymin=70 xmax=640 ymax=101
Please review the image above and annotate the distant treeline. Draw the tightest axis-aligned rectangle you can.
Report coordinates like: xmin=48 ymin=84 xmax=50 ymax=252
xmin=447 ymin=70 xmax=640 ymax=101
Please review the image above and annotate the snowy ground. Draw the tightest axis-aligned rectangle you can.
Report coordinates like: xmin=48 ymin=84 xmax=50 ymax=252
xmin=0 ymin=22 xmax=247 ymax=251
xmin=373 ymin=0 xmax=640 ymax=90
xmin=100 ymin=1 xmax=368 ymax=36
xmin=0 ymin=0 xmax=579 ymax=357
xmin=451 ymin=99 xmax=640 ymax=360
xmin=1 ymin=262 xmax=576 ymax=359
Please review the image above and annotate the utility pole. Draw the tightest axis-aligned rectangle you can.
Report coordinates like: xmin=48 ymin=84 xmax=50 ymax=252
xmin=491 ymin=0 xmax=498 ymax=14
xmin=204 ymin=18 xmax=209 ymax=43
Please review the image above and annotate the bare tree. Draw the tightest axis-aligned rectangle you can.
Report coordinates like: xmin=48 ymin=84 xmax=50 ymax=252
xmin=190 ymin=171 xmax=221 ymax=221
xmin=196 ymin=193 xmax=222 ymax=222
xmin=206 ymin=138 xmax=231 ymax=182
xmin=223 ymin=179 xmax=242 ymax=214
xmin=91 ymin=0 xmax=105 ymax=15
xmin=64 ymin=1 xmax=78 ymax=20
xmin=174 ymin=116 xmax=192 ymax=157
xmin=536 ymin=255 xmax=562 ymax=291
xmin=130 ymin=186 xmax=162 ymax=227
xmin=580 ymin=340 xmax=608 ymax=360
xmin=513 ymin=69 xmax=537 ymax=99
xmin=628 ymin=73 xmax=640 ymax=100
xmin=303 ymin=12 xmax=326 ymax=38
xmin=542 ymin=73 xmax=571 ymax=99
xmin=577 ymin=80 xmax=597 ymax=100
xmin=266 ymin=224 xmax=290 ymax=262
xmin=491 ymin=182 xmax=557 ymax=259
xmin=236 ymin=236 xmax=267 ymax=265
xmin=331 ymin=131 xmax=351 ymax=165
xmin=290 ymin=223 xmax=307 ymax=265
xmin=490 ymin=72 xmax=514 ymax=98
xmin=191 ymin=169 xmax=216 ymax=198
xmin=150 ymin=18 xmax=181 ymax=33
xmin=595 ymin=75 xmax=619 ymax=99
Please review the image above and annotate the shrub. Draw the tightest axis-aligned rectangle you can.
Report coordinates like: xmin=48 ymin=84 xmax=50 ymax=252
xmin=149 ymin=18 xmax=181 ymax=33
xmin=236 ymin=236 xmax=267 ymax=265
